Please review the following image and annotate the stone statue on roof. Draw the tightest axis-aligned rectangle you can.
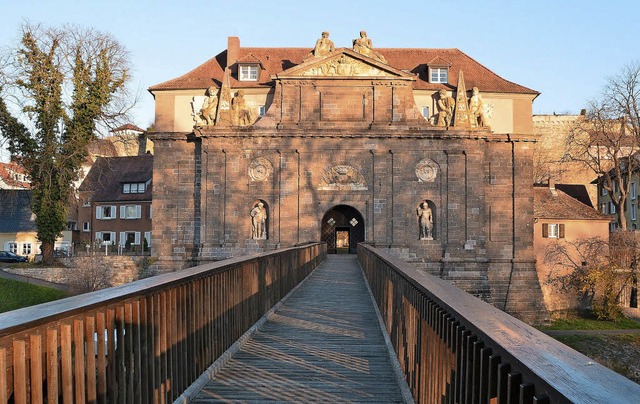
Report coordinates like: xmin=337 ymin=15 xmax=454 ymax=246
xmin=469 ymin=87 xmax=488 ymax=128
xmin=352 ymin=30 xmax=387 ymax=63
xmin=436 ymin=89 xmax=455 ymax=127
xmin=313 ymin=31 xmax=335 ymax=57
xmin=197 ymin=86 xmax=218 ymax=126
xmin=231 ymin=90 xmax=253 ymax=126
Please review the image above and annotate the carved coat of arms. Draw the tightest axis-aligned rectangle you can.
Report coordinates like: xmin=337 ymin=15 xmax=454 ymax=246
xmin=318 ymin=165 xmax=367 ymax=190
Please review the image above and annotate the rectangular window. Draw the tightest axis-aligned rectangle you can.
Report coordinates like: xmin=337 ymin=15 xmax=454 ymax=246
xmin=239 ymin=65 xmax=258 ymax=81
xmin=633 ymin=204 xmax=637 ymax=220
xmin=96 ymin=231 xmax=116 ymax=245
xmin=421 ymin=106 xmax=430 ymax=120
xmin=123 ymin=182 xmax=146 ymax=194
xmin=96 ymin=205 xmax=116 ymax=220
xmin=600 ymin=203 xmax=607 ymax=214
xmin=601 ymin=186 xmax=608 ymax=196
xmin=22 ymin=243 xmax=32 ymax=255
xmin=144 ymin=231 xmax=152 ymax=247
xmin=542 ymin=223 xmax=565 ymax=239
xmin=8 ymin=242 xmax=17 ymax=254
xmin=119 ymin=231 xmax=141 ymax=246
xmin=609 ymin=202 xmax=616 ymax=214
xmin=83 ymin=222 xmax=90 ymax=232
xmin=83 ymin=199 xmax=91 ymax=207
xmin=120 ymin=205 xmax=142 ymax=219
xmin=632 ymin=182 xmax=637 ymax=200
xmin=259 ymin=105 xmax=266 ymax=117
xmin=430 ymin=67 xmax=448 ymax=83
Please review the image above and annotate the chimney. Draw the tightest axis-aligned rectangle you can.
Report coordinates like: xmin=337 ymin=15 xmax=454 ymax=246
xmin=549 ymin=178 xmax=557 ymax=196
xmin=227 ymin=36 xmax=240 ymax=69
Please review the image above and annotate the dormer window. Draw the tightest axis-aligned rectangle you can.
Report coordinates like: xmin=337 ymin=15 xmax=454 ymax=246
xmin=123 ymin=182 xmax=147 ymax=194
xmin=239 ymin=64 xmax=259 ymax=81
xmin=429 ymin=67 xmax=448 ymax=84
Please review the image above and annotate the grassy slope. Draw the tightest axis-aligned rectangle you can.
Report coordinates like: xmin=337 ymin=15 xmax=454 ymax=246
xmin=0 ymin=278 xmax=69 ymax=313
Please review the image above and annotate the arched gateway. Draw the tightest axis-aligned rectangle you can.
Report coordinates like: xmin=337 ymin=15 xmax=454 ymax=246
xmin=321 ymin=205 xmax=365 ymax=254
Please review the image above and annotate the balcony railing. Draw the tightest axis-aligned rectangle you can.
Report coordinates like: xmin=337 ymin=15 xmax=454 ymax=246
xmin=0 ymin=242 xmax=326 ymax=403
xmin=358 ymin=243 xmax=640 ymax=403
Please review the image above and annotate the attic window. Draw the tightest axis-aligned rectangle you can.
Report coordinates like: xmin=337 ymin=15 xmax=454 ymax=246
xmin=239 ymin=64 xmax=259 ymax=81
xmin=123 ymin=182 xmax=146 ymax=194
xmin=429 ymin=67 xmax=448 ymax=84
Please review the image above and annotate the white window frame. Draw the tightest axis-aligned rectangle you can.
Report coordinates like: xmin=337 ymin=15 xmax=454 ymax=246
xmin=95 ymin=231 xmax=116 ymax=245
xmin=8 ymin=242 xmax=18 ymax=254
xmin=123 ymin=182 xmax=147 ymax=194
xmin=119 ymin=231 xmax=141 ymax=246
xmin=239 ymin=64 xmax=259 ymax=81
xmin=120 ymin=205 xmax=142 ymax=220
xmin=22 ymin=243 xmax=32 ymax=255
xmin=429 ymin=67 xmax=448 ymax=83
xmin=96 ymin=205 xmax=117 ymax=220
xmin=548 ymin=223 xmax=559 ymax=238
xmin=83 ymin=222 xmax=90 ymax=232
xmin=600 ymin=203 xmax=607 ymax=214
xmin=144 ymin=231 xmax=152 ymax=247
xmin=632 ymin=203 xmax=637 ymax=220
xmin=421 ymin=106 xmax=430 ymax=120
xmin=601 ymin=186 xmax=608 ymax=196
xmin=259 ymin=105 xmax=266 ymax=117
xmin=83 ymin=199 xmax=91 ymax=207
xmin=609 ymin=202 xmax=616 ymax=214
xmin=632 ymin=182 xmax=637 ymax=200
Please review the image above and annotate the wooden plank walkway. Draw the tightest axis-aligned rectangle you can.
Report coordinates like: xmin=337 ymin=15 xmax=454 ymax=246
xmin=192 ymin=255 xmax=405 ymax=403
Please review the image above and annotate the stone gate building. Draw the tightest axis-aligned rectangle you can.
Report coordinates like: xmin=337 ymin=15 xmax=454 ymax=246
xmin=148 ymin=32 xmax=546 ymax=323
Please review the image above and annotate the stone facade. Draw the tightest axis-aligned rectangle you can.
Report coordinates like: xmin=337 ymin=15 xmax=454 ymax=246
xmin=148 ymin=34 xmax=546 ymax=323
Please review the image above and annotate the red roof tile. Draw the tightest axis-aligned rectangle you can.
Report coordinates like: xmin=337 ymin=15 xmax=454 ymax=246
xmin=534 ymin=185 xmax=609 ymax=220
xmin=149 ymin=46 xmax=538 ymax=95
xmin=112 ymin=123 xmax=145 ymax=133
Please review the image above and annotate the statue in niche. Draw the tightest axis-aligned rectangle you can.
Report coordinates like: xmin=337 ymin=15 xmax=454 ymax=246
xmin=196 ymin=86 xmax=218 ymax=126
xmin=313 ymin=31 xmax=335 ymax=57
xmin=469 ymin=87 xmax=487 ymax=128
xmin=436 ymin=89 xmax=455 ymax=127
xmin=352 ymin=30 xmax=387 ymax=63
xmin=417 ymin=201 xmax=433 ymax=240
xmin=231 ymin=90 xmax=252 ymax=126
xmin=250 ymin=202 xmax=267 ymax=240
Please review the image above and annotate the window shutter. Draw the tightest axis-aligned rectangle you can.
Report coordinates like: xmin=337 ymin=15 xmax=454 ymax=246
xmin=120 ymin=206 xmax=126 ymax=219
xmin=110 ymin=232 xmax=116 ymax=244
xmin=542 ymin=223 xmax=549 ymax=238
xmin=559 ymin=224 xmax=565 ymax=238
xmin=135 ymin=232 xmax=141 ymax=245
xmin=145 ymin=231 xmax=152 ymax=247
xmin=136 ymin=205 xmax=141 ymax=219
xmin=111 ymin=206 xmax=117 ymax=219
xmin=96 ymin=207 xmax=103 ymax=219
xmin=119 ymin=232 xmax=125 ymax=245
xmin=95 ymin=231 xmax=102 ymax=242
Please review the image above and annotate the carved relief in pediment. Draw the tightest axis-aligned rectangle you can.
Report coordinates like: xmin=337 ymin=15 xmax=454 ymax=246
xmin=302 ymin=55 xmax=394 ymax=77
xmin=318 ymin=165 xmax=368 ymax=190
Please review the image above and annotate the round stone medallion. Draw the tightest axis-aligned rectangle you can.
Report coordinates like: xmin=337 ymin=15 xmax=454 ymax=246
xmin=249 ymin=157 xmax=272 ymax=182
xmin=415 ymin=159 xmax=439 ymax=182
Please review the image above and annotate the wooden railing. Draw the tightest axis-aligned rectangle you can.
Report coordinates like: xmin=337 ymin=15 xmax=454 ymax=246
xmin=0 ymin=243 xmax=326 ymax=404
xmin=358 ymin=243 xmax=640 ymax=403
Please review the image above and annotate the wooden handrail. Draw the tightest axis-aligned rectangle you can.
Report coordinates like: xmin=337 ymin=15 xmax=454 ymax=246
xmin=358 ymin=243 xmax=640 ymax=403
xmin=0 ymin=243 xmax=326 ymax=403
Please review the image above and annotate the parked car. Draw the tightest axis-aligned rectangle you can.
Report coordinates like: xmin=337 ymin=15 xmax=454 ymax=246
xmin=0 ymin=251 xmax=28 ymax=263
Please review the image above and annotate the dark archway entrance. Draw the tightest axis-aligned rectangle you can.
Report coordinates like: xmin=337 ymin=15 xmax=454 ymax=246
xmin=321 ymin=205 xmax=365 ymax=254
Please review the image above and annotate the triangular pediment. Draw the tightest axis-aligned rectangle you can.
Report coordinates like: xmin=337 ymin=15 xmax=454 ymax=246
xmin=273 ymin=49 xmax=415 ymax=79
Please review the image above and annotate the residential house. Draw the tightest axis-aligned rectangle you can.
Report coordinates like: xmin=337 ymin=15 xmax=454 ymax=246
xmin=534 ymin=181 xmax=611 ymax=312
xmin=0 ymin=190 xmax=72 ymax=260
xmin=0 ymin=161 xmax=30 ymax=190
xmin=77 ymin=155 xmax=153 ymax=251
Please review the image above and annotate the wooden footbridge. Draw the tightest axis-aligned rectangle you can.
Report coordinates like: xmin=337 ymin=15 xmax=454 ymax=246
xmin=1 ymin=243 xmax=639 ymax=403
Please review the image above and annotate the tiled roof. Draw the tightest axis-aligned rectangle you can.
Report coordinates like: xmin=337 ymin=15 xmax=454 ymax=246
xmin=0 ymin=162 xmax=30 ymax=189
xmin=534 ymin=185 xmax=608 ymax=220
xmin=0 ymin=190 xmax=36 ymax=233
xmin=112 ymin=123 xmax=145 ymax=133
xmin=79 ymin=155 xmax=153 ymax=202
xmin=149 ymin=46 xmax=538 ymax=95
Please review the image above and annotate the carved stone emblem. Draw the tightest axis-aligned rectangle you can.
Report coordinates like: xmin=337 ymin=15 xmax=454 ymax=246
xmin=302 ymin=55 xmax=392 ymax=77
xmin=249 ymin=157 xmax=273 ymax=182
xmin=415 ymin=159 xmax=439 ymax=182
xmin=318 ymin=165 xmax=367 ymax=190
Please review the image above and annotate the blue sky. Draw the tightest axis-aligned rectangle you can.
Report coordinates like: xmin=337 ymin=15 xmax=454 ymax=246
xmin=1 ymin=0 xmax=638 ymax=150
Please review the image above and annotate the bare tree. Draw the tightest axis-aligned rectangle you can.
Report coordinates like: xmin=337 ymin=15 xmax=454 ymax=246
xmin=566 ymin=62 xmax=640 ymax=230
xmin=0 ymin=23 xmax=134 ymax=264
